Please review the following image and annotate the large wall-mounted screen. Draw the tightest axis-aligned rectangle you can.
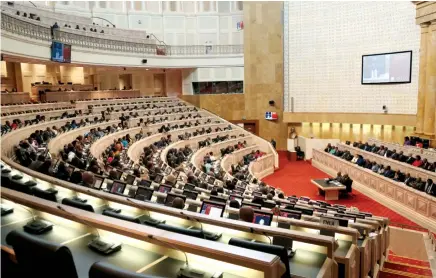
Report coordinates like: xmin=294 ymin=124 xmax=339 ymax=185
xmin=361 ymin=51 xmax=412 ymax=84
xmin=51 ymin=41 xmax=71 ymax=63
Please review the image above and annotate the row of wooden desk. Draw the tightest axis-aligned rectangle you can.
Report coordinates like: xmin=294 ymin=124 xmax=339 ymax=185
xmin=45 ymin=89 xmax=141 ymax=102
xmin=1 ymin=92 xmax=30 ymax=105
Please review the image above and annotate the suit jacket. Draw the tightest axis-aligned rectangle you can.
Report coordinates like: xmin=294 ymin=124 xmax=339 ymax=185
xmin=404 ymin=177 xmax=416 ymax=186
xmin=399 ymin=155 xmax=408 ymax=163
xmin=405 ymin=156 xmax=415 ymax=164
xmin=390 ymin=153 xmax=399 ymax=160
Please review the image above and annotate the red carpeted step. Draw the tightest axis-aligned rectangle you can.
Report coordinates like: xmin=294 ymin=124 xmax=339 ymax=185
xmin=379 ymin=270 xmax=413 ymax=278
xmin=387 ymin=254 xmax=431 ymax=268
xmin=262 ymin=154 xmax=421 ymax=227
xmin=383 ymin=261 xmax=432 ymax=277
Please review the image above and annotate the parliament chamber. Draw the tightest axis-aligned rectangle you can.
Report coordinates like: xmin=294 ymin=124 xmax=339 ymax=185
xmin=1 ymin=1 xmax=435 ymax=278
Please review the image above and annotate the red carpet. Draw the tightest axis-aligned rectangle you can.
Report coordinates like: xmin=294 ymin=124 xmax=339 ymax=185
xmin=263 ymin=152 xmax=419 ymax=227
xmin=383 ymin=261 xmax=432 ymax=276
xmin=388 ymin=252 xmax=430 ymax=268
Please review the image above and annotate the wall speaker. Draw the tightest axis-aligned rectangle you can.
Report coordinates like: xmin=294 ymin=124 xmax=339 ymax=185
xmin=269 ymin=100 xmax=275 ymax=106
xmin=142 ymin=59 xmax=147 ymax=64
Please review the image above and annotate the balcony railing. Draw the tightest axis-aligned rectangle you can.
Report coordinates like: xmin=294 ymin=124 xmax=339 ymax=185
xmin=1 ymin=13 xmax=243 ymax=56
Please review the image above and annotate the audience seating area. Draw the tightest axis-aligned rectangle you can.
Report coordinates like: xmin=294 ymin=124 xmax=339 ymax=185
xmin=313 ymin=140 xmax=436 ymax=232
xmin=1 ymin=96 xmax=395 ymax=278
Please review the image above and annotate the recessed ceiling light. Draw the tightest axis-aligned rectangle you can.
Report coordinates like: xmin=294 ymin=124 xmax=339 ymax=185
xmin=146 ymin=69 xmax=149 ymax=71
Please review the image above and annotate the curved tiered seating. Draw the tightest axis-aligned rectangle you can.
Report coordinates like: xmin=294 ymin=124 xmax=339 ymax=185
xmin=1 ymin=96 xmax=396 ymax=278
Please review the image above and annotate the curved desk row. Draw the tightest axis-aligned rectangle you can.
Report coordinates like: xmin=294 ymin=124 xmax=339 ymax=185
xmin=312 ymin=148 xmax=434 ymax=233
xmin=45 ymin=90 xmax=141 ymax=102
xmin=368 ymin=138 xmax=436 ymax=161
xmin=0 ymin=92 xmax=31 ymax=105
xmin=337 ymin=143 xmax=436 ymax=188
xmin=1 ymin=188 xmax=285 ymax=278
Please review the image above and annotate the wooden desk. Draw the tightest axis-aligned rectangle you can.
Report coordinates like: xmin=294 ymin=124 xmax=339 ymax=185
xmin=0 ymin=92 xmax=30 ymax=105
xmin=45 ymin=90 xmax=141 ymax=102
xmin=287 ymin=151 xmax=297 ymax=161
xmin=312 ymin=179 xmax=346 ymax=201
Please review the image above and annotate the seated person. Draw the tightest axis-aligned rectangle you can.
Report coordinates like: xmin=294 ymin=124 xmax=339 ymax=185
xmin=239 ymin=207 xmax=254 ymax=223
xmin=403 ymin=173 xmax=415 ymax=186
xmin=229 ymin=200 xmax=240 ymax=209
xmin=172 ymin=197 xmax=185 ymax=209
xmin=324 ymin=143 xmax=333 ymax=153
xmin=424 ymin=179 xmax=436 ymax=196
xmin=412 ymin=155 xmax=423 ymax=167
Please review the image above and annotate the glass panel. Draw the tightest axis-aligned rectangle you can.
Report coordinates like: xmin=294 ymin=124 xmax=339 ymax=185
xmin=214 ymin=81 xmax=228 ymax=94
xmin=194 ymin=81 xmax=243 ymax=95
xmin=100 ymin=1 xmax=106 ymax=8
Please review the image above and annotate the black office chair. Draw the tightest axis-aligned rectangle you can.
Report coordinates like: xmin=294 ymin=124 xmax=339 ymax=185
xmin=6 ymin=230 xmax=79 ymax=278
xmin=156 ymin=223 xmax=205 ymax=239
xmin=32 ymin=187 xmax=57 ymax=202
xmin=102 ymin=210 xmax=141 ymax=224
xmin=89 ymin=261 xmax=165 ymax=278
xmin=229 ymin=238 xmax=290 ymax=278
xmin=62 ymin=198 xmax=95 ymax=212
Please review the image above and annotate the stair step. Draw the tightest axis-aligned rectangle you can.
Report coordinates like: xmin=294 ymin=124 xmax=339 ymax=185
xmin=380 ymin=270 xmax=414 ymax=278
xmin=380 ymin=268 xmax=432 ymax=278
xmin=387 ymin=254 xmax=431 ymax=268
xmin=384 ymin=261 xmax=432 ymax=277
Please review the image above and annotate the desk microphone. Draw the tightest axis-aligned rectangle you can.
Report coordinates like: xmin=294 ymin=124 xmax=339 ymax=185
xmin=126 ymin=198 xmax=165 ymax=226
xmin=147 ymin=234 xmax=218 ymax=278
xmin=17 ymin=203 xmax=53 ymax=234
xmin=179 ymin=211 xmax=222 ymax=241
xmin=56 ymin=205 xmax=121 ymax=255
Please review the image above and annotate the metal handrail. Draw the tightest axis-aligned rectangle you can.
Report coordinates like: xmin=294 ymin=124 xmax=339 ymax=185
xmin=1 ymin=12 xmax=243 ymax=56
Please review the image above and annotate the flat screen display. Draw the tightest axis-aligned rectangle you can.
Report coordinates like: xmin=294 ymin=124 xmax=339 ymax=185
xmin=229 ymin=195 xmax=243 ymax=205
xmin=51 ymin=41 xmax=71 ymax=63
xmin=183 ymin=183 xmax=196 ymax=191
xmin=124 ymin=174 xmax=136 ymax=185
xmin=165 ymin=193 xmax=186 ymax=207
xmin=183 ymin=190 xmax=198 ymax=200
xmin=140 ymin=179 xmax=152 ymax=187
xmin=135 ymin=187 xmax=154 ymax=201
xmin=253 ymin=210 xmax=273 ymax=226
xmin=158 ymin=184 xmax=172 ymax=194
xmin=362 ymin=51 xmax=412 ymax=84
xmin=200 ymin=201 xmax=225 ymax=217
xmin=280 ymin=209 xmax=302 ymax=219
xmin=110 ymin=181 xmax=126 ymax=195
xmin=93 ymin=177 xmax=103 ymax=189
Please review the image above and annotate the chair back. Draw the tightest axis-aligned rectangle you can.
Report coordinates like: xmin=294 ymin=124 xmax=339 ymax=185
xmin=229 ymin=237 xmax=290 ymax=278
xmin=6 ymin=230 xmax=79 ymax=278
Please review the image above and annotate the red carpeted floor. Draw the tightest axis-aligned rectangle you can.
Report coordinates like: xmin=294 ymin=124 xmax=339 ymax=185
xmin=262 ymin=152 xmax=419 ymax=227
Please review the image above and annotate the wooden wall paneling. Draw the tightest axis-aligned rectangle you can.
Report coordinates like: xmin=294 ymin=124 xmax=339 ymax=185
xmin=244 ymin=1 xmax=287 ymax=150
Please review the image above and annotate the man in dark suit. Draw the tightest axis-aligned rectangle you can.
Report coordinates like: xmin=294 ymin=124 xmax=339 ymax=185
xmin=424 ymin=179 xmax=436 ymax=196
xmin=383 ymin=166 xmax=395 ymax=179
xmin=404 ymin=173 xmax=415 ymax=186
xmin=398 ymin=151 xmax=407 ymax=162
xmin=391 ymin=151 xmax=400 ymax=160
xmin=405 ymin=155 xmax=416 ymax=165
xmin=411 ymin=177 xmax=424 ymax=191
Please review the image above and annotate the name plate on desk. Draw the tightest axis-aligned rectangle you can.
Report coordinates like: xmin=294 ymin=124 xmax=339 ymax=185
xmin=320 ymin=216 xmax=339 ymax=227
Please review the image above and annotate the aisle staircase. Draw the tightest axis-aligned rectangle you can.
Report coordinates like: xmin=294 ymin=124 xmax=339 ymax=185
xmin=380 ymin=250 xmax=433 ymax=278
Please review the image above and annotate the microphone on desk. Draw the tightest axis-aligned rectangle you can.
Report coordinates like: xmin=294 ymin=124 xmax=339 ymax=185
xmin=14 ymin=202 xmax=53 ymax=235
xmin=56 ymin=205 xmax=121 ymax=255
xmin=147 ymin=234 xmax=209 ymax=278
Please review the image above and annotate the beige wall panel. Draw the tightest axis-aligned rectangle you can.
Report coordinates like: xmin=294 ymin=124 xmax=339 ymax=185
xmin=244 ymin=1 xmax=287 ymax=150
